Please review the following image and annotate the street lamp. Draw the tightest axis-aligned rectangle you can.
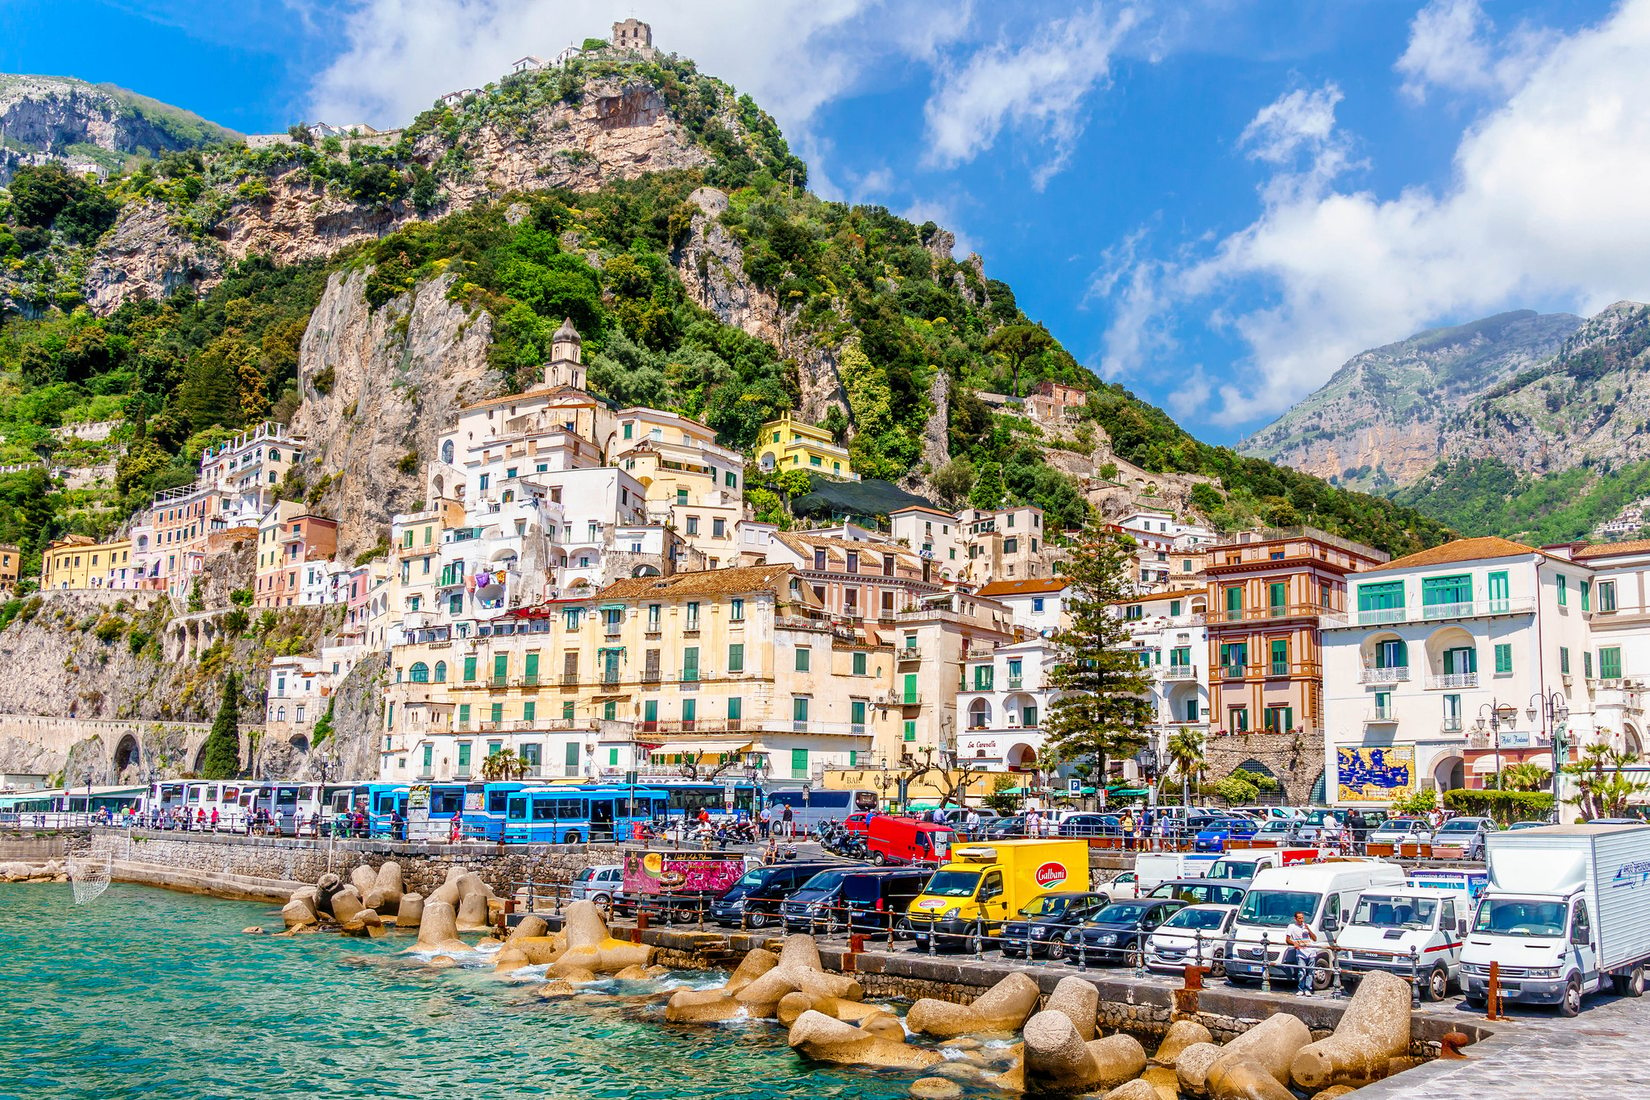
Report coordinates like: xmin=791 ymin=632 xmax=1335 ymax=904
xmin=1474 ymin=702 xmax=1504 ymax=787
xmin=1531 ymin=692 xmax=1570 ymax=819
xmin=1136 ymin=746 xmax=1160 ymax=809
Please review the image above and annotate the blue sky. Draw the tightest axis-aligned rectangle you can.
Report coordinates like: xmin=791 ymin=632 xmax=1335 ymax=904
xmin=6 ymin=0 xmax=1648 ymax=445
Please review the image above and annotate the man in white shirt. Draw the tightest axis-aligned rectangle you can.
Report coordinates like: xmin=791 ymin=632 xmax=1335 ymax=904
xmin=1283 ymin=911 xmax=1320 ymax=995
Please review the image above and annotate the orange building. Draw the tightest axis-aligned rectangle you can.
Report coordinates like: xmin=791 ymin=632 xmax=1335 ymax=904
xmin=1204 ymin=528 xmax=1387 ymax=737
xmin=0 ymin=543 xmax=19 ymax=590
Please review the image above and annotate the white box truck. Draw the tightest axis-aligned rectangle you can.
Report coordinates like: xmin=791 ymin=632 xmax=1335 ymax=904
xmin=1460 ymin=824 xmax=1650 ymax=1015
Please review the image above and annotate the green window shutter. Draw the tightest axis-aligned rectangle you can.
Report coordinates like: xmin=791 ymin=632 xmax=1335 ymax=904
xmin=728 ymin=643 xmax=744 ymax=672
xmin=1585 ymin=651 xmax=1593 ymax=678
xmin=903 ymin=720 xmax=916 ymax=742
xmin=902 ymin=673 xmax=918 ymax=704
xmin=795 ymin=647 xmax=810 ymax=672
xmin=1557 ymin=575 xmax=1568 ymax=606
xmin=562 ymin=701 xmax=574 ymax=720
xmin=458 ymin=742 xmax=472 ymax=767
xmin=523 ymin=701 xmax=536 ymax=722
xmin=490 ymin=702 xmax=503 ymax=723
xmin=602 ymin=701 xmax=616 ymax=720
xmin=609 ymin=748 xmax=619 ymax=765
xmin=1487 ymin=570 xmax=1510 ymax=610
xmin=793 ymin=696 xmax=809 ymax=723
xmin=1560 ymin=647 xmax=1571 ymax=674
xmin=524 ymin=652 xmax=539 ymax=680
xmin=422 ymin=744 xmax=432 ymax=768
xmin=463 ymin=656 xmax=476 ymax=682
xmin=727 ymin=696 xmax=742 ymax=720
xmin=851 ymin=700 xmax=866 ymax=726
xmin=1494 ymin=644 xmax=1512 ymax=674
xmin=643 ymin=699 xmax=658 ymax=722
xmin=1225 ymin=586 xmax=1243 ymax=620
xmin=683 ymin=699 xmax=697 ymax=722
xmin=457 ymin=703 xmax=470 ymax=726
xmin=566 ymin=742 xmax=580 ymax=767
xmin=975 ymin=665 xmax=993 ymax=690
xmin=683 ymin=647 xmax=699 ymax=681
xmin=849 ymin=750 xmax=858 ymax=766
xmin=493 ymin=653 xmax=508 ymax=683
xmin=791 ymin=749 xmax=809 ymax=777
xmin=1268 ymin=582 xmax=1286 ymax=612
xmin=1270 ymin=639 xmax=1288 ymax=675
xmin=1421 ymin=574 xmax=1473 ymax=616
xmin=852 ymin=651 xmax=867 ymax=675
xmin=1601 ymin=647 xmax=1622 ymax=680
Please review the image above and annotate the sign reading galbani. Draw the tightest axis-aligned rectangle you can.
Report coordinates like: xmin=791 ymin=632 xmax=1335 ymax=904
xmin=1035 ymin=862 xmax=1068 ymax=887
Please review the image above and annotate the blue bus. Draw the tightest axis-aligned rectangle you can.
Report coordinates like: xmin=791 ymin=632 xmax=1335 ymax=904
xmin=474 ymin=782 xmax=529 ymax=841
xmin=363 ymin=783 xmax=409 ymax=837
xmin=648 ymin=781 xmax=764 ymax=819
xmin=503 ymin=785 xmax=669 ymax=844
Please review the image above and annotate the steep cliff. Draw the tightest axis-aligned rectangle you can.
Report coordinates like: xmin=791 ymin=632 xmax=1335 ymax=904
xmin=288 ymin=269 xmax=504 ymax=559
xmin=1240 ymin=310 xmax=1582 ymax=491
xmin=0 ymin=72 xmax=237 ymax=183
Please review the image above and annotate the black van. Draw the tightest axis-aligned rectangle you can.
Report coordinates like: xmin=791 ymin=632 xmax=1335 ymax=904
xmin=710 ymin=861 xmax=842 ymax=928
xmin=842 ymin=868 xmax=931 ymax=936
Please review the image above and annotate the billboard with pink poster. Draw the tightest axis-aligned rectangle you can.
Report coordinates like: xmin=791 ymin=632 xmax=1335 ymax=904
xmin=622 ymin=848 xmax=749 ymax=895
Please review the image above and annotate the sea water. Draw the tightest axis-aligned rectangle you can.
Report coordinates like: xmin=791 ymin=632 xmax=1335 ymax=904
xmin=0 ymin=884 xmax=984 ymax=1100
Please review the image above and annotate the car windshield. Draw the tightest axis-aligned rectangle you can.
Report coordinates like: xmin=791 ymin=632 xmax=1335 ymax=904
xmin=1020 ymin=894 xmax=1083 ymax=917
xmin=1093 ymin=903 xmax=1151 ymax=924
xmin=1206 ymin=860 xmax=1258 ymax=880
xmin=1473 ymin=899 xmax=1567 ymax=937
xmin=797 ymin=869 xmax=849 ymax=894
xmin=1354 ymin=895 xmax=1437 ymax=929
xmin=1436 ymin=820 xmax=1481 ymax=833
xmin=1257 ymin=821 xmax=1291 ymax=833
xmin=1162 ymin=907 xmax=1229 ymax=931
xmin=1237 ymin=889 xmax=1320 ymax=927
xmin=923 ymin=870 xmax=981 ymax=898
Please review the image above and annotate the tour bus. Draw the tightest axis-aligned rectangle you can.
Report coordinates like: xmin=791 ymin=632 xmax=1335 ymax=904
xmin=503 ymin=785 xmax=669 ymax=844
xmin=153 ymin=780 xmax=255 ymax=829
xmin=765 ymin=788 xmax=877 ymax=832
xmin=253 ymin=782 xmax=359 ymax=835
xmin=363 ymin=783 xmax=410 ymax=837
xmin=473 ymin=782 xmax=530 ymax=841
xmin=649 ymin=780 xmax=764 ymax=820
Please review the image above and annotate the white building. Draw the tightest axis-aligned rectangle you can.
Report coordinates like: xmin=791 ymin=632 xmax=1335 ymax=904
xmin=1321 ymin=537 xmax=1597 ymax=806
xmin=1564 ymin=539 xmax=1650 ymax=757
xmin=957 ymin=637 xmax=1060 ymax=773
xmin=1112 ymin=588 xmax=1211 ymax=753
xmin=975 ymin=577 xmax=1071 ymax=635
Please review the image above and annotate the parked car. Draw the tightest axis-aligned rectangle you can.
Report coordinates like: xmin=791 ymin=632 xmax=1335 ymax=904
xmin=1428 ymin=816 xmax=1498 ymax=859
xmin=1000 ymin=891 xmax=1114 ymax=959
xmin=710 ymin=861 xmax=842 ymax=928
xmin=1147 ymin=877 xmax=1250 ymax=907
xmin=1194 ymin=816 xmax=1260 ymax=852
xmin=1095 ymin=870 xmax=1143 ymax=902
xmin=1059 ymin=813 xmax=1121 ymax=838
xmin=570 ymin=863 xmax=624 ymax=907
xmin=841 ymin=813 xmax=872 ymax=836
xmin=1369 ymin=816 xmax=1434 ymax=849
xmin=982 ymin=815 xmax=1028 ymax=839
xmin=780 ymin=867 xmax=862 ymax=933
xmin=1249 ymin=818 xmax=1318 ymax=847
xmin=1059 ymin=899 xmax=1187 ymax=964
xmin=843 ymin=868 xmax=932 ymax=937
xmin=1506 ymin=821 xmax=1548 ymax=831
xmin=1146 ymin=903 xmax=1239 ymax=975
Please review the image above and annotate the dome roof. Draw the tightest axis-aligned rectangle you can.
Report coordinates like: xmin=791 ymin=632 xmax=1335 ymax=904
xmin=552 ymin=317 xmax=582 ymax=343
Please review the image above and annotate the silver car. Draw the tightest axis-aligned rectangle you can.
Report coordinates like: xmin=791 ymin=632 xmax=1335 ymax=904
xmin=570 ymin=863 xmax=624 ymax=907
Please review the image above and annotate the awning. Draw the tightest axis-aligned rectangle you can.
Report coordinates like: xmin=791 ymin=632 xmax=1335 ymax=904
xmin=1525 ymin=753 xmax=1554 ymax=770
xmin=1471 ymin=757 xmax=1498 ymax=774
xmin=644 ymin=739 xmax=755 ymax=756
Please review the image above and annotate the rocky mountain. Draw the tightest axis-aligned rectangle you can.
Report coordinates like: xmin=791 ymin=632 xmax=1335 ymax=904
xmin=0 ymin=73 xmax=238 ymax=184
xmin=1240 ymin=309 xmax=1582 ymax=492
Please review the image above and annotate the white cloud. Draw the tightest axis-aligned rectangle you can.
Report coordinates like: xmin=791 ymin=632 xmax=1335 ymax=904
xmin=1396 ymin=0 xmax=1554 ymax=104
xmin=305 ymin=0 xmax=971 ymax=140
xmin=921 ymin=3 xmax=1139 ymax=187
xmin=1237 ymin=82 xmax=1358 ymax=204
xmin=1099 ymin=0 xmax=1650 ymax=425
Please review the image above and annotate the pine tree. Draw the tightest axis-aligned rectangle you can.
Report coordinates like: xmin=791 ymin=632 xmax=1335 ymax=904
xmin=1044 ymin=520 xmax=1154 ymax=797
xmin=200 ymin=671 xmax=242 ymax=780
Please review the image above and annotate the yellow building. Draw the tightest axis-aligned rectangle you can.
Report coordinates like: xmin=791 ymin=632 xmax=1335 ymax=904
xmin=0 ymin=543 xmax=20 ymax=590
xmin=756 ymin=413 xmax=858 ymax=481
xmin=39 ymin=536 xmax=132 ymax=590
xmin=381 ymin=564 xmax=895 ymax=785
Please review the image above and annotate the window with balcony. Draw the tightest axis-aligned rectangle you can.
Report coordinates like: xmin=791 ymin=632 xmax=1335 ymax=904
xmin=1357 ymin=580 xmax=1404 ymax=624
xmin=974 ymin=665 xmax=994 ymax=690
xmin=682 ymin=699 xmax=697 ymax=731
xmin=727 ymin=697 xmax=742 ymax=724
xmin=1422 ymin=574 xmax=1472 ymax=618
xmin=793 ymin=696 xmax=809 ymax=728
xmin=1008 ymin=658 xmax=1023 ymax=687
xmin=1269 ymin=638 xmax=1289 ymax=676
xmin=1224 ymin=586 xmax=1243 ymax=621
xmin=457 ymin=704 xmax=471 ymax=729
xmin=682 ymin=647 xmax=700 ymax=682
xmin=1268 ymin=582 xmax=1286 ymax=616
xmin=1263 ymin=705 xmax=1293 ymax=732
xmin=522 ymin=701 xmax=536 ymax=724
xmin=1442 ymin=693 xmax=1462 ymax=732
xmin=409 ymin=662 xmax=430 ymax=683
xmin=1373 ymin=691 xmax=1392 ymax=721
xmin=1125 ymin=604 xmax=1143 ymax=620
xmin=1227 ymin=706 xmax=1249 ymax=732
xmin=1486 ymin=570 xmax=1510 ymax=612
xmin=1219 ymin=642 xmax=1247 ymax=678
xmin=646 ymin=603 xmax=661 ymax=631
xmin=851 ymin=700 xmax=867 ymax=734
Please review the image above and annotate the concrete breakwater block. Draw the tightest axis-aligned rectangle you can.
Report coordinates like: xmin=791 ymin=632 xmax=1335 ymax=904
xmin=1044 ymin=975 xmax=1099 ymax=1041
xmin=411 ymin=899 xmax=470 ymax=954
xmin=1022 ymin=1011 xmax=1145 ymax=1094
xmin=788 ymin=1009 xmax=943 ymax=1070
xmin=1155 ymin=1019 xmax=1214 ymax=1064
xmin=396 ymin=892 xmax=423 ymax=929
xmin=1290 ymin=971 xmax=1412 ymax=1091
xmin=906 ymin=971 xmax=1040 ymax=1038
xmin=364 ymin=862 xmax=404 ymax=914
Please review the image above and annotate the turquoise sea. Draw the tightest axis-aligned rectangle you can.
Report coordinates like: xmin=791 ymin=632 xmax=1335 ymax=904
xmin=0 ymin=884 xmax=986 ymax=1100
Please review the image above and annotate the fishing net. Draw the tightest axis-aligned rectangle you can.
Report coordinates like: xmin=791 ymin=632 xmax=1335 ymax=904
xmin=67 ymin=840 xmax=114 ymax=905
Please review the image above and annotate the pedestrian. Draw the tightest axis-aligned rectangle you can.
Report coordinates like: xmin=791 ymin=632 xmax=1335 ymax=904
xmin=1347 ymin=809 xmax=1368 ymax=855
xmin=209 ymin=807 xmax=220 ymax=833
xmin=757 ymin=806 xmax=771 ymax=839
xmin=1283 ymin=911 xmax=1320 ymax=995
xmin=781 ymin=803 xmax=795 ymax=839
xmin=449 ymin=812 xmax=464 ymax=844
xmin=965 ymin=807 xmax=980 ymax=835
xmin=1121 ymin=809 xmax=1137 ymax=851
xmin=1153 ymin=813 xmax=1167 ymax=851
xmin=1026 ymin=809 xmax=1041 ymax=838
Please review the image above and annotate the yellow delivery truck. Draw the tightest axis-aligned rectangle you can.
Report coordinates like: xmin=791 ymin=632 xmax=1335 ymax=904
xmin=906 ymin=839 xmax=1091 ymax=951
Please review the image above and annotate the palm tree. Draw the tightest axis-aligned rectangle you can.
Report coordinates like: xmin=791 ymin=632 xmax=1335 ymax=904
xmin=1497 ymin=761 xmax=1552 ymax=793
xmin=1166 ymin=728 xmax=1206 ymax=807
xmin=480 ymin=748 xmax=528 ymax=782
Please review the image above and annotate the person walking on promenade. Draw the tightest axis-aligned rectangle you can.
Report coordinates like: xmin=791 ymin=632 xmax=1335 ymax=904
xmin=1283 ymin=911 xmax=1320 ymax=996
xmin=209 ymin=807 xmax=220 ymax=833
xmin=1347 ymin=809 xmax=1368 ymax=855
xmin=1121 ymin=810 xmax=1137 ymax=852
xmin=449 ymin=812 xmax=464 ymax=845
xmin=757 ymin=807 xmax=771 ymax=839
xmin=781 ymin=803 xmax=795 ymax=839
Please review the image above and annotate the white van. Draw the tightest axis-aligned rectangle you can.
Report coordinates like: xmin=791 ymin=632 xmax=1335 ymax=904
xmin=1336 ymin=886 xmax=1469 ymax=1001
xmin=1223 ymin=860 xmax=1406 ymax=991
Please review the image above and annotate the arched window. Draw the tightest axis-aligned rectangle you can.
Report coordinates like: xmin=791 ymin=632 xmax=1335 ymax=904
xmin=433 ymin=660 xmax=447 ymax=683
xmin=276 ymin=706 xmax=286 ymax=722
xmin=441 ymin=440 xmax=454 ymax=464
xmin=409 ymin=662 xmax=430 ymax=683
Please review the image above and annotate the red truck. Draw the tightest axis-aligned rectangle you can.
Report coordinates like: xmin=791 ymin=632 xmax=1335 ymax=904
xmin=868 ymin=815 xmax=953 ymax=866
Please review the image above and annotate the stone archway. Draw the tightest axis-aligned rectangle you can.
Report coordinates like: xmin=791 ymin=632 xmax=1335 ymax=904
xmin=113 ymin=734 xmax=141 ymax=774
xmin=191 ymin=744 xmax=208 ymax=773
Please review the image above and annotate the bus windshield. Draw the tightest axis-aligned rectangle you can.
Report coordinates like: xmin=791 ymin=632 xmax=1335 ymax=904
xmin=1472 ymin=899 xmax=1567 ymax=937
xmin=1237 ymin=889 xmax=1321 ymax=927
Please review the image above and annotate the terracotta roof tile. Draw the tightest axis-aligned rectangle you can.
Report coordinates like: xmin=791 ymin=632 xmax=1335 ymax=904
xmin=1573 ymin=539 xmax=1650 ymax=560
xmin=976 ymin=577 xmax=1070 ymax=597
xmin=1370 ymin=536 xmax=1540 ymax=572
xmin=597 ymin=564 xmax=795 ymax=600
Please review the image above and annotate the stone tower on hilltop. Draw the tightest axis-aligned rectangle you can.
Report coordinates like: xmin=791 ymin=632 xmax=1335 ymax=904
xmin=545 ymin=317 xmax=586 ymax=390
xmin=611 ymin=18 xmax=655 ymax=57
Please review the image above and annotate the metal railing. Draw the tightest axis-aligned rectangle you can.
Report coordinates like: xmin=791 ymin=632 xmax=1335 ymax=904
xmin=1427 ymin=673 xmax=1479 ymax=689
xmin=1359 ymin=666 xmax=1409 ymax=684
